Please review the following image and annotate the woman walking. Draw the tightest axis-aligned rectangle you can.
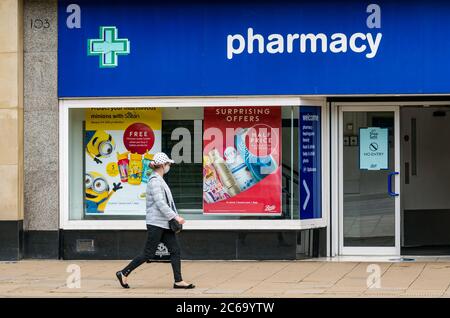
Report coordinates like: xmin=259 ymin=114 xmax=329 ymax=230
xmin=115 ymin=152 xmax=195 ymax=289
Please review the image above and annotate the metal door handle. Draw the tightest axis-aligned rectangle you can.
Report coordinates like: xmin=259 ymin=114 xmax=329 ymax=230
xmin=388 ymin=171 xmax=399 ymax=197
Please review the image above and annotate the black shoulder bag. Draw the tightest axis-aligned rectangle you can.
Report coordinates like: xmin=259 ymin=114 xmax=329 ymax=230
xmin=169 ymin=218 xmax=183 ymax=234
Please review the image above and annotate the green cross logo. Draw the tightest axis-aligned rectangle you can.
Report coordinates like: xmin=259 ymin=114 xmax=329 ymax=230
xmin=87 ymin=26 xmax=130 ymax=68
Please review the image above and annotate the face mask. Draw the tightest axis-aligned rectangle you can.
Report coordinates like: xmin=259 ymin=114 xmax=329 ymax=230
xmin=163 ymin=164 xmax=171 ymax=174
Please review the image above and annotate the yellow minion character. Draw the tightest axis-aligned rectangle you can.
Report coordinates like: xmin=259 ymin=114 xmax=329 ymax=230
xmin=85 ymin=130 xmax=115 ymax=164
xmin=85 ymin=172 xmax=122 ymax=214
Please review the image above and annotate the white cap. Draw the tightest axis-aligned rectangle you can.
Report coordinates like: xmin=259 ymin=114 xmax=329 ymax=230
xmin=152 ymin=152 xmax=175 ymax=165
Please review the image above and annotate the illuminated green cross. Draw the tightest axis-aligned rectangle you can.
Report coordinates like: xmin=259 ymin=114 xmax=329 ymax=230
xmin=88 ymin=26 xmax=130 ymax=68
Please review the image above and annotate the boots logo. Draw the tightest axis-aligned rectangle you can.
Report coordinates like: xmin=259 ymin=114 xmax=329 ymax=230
xmin=87 ymin=26 xmax=130 ymax=68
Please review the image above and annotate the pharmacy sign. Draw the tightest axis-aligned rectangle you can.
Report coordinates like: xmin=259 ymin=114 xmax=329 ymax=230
xmin=59 ymin=0 xmax=450 ymax=97
xmin=87 ymin=26 xmax=130 ymax=68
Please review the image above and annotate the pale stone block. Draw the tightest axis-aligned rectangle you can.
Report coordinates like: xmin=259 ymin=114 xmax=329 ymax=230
xmin=0 ymin=109 xmax=19 ymax=165
xmin=0 ymin=53 xmax=19 ymax=108
xmin=0 ymin=0 xmax=20 ymax=53
xmin=0 ymin=164 xmax=19 ymax=220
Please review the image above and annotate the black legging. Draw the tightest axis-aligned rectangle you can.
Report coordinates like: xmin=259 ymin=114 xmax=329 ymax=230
xmin=121 ymin=225 xmax=182 ymax=283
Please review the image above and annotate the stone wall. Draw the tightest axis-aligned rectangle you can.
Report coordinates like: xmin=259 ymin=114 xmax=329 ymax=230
xmin=23 ymin=0 xmax=59 ymax=232
xmin=0 ymin=0 xmax=24 ymax=260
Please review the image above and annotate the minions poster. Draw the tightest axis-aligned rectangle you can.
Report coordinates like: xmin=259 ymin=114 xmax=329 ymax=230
xmin=84 ymin=108 xmax=162 ymax=216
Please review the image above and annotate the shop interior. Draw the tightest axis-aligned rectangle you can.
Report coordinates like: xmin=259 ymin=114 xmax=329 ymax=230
xmin=401 ymin=106 xmax=450 ymax=255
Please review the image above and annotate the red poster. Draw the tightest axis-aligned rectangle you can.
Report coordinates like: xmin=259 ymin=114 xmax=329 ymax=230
xmin=203 ymin=106 xmax=282 ymax=214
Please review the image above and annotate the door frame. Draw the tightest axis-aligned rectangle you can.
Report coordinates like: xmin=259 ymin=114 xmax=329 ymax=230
xmin=337 ymin=105 xmax=401 ymax=256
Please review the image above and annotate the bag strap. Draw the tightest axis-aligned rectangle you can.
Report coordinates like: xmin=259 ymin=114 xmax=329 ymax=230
xmin=149 ymin=175 xmax=176 ymax=212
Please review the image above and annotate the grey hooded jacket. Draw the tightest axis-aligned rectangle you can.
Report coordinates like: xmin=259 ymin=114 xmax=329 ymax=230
xmin=145 ymin=172 xmax=178 ymax=229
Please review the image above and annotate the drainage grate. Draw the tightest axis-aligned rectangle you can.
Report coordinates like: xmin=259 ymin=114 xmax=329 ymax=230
xmin=388 ymin=257 xmax=415 ymax=262
xmin=76 ymin=239 xmax=95 ymax=252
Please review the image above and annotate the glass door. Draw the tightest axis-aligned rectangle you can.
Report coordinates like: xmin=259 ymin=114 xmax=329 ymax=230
xmin=339 ymin=106 xmax=400 ymax=255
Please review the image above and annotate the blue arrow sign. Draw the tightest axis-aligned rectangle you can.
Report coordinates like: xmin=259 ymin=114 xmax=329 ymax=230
xmin=299 ymin=106 xmax=322 ymax=220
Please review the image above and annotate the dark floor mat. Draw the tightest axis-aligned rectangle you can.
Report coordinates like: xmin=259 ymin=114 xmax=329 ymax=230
xmin=402 ymin=246 xmax=450 ymax=255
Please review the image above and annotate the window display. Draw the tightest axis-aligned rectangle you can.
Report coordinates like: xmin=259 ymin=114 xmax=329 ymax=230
xmin=68 ymin=105 xmax=306 ymax=222
xmin=203 ymin=107 xmax=282 ymax=215
xmin=83 ymin=108 xmax=161 ymax=216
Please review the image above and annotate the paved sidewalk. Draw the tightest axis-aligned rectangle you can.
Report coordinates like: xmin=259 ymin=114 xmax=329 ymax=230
xmin=1 ymin=260 xmax=450 ymax=297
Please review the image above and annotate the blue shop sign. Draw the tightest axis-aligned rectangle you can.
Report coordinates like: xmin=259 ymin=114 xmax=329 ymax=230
xmin=58 ymin=0 xmax=450 ymax=97
xmin=299 ymin=107 xmax=321 ymax=220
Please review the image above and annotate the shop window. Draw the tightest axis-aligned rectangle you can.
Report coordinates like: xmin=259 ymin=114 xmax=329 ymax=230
xmin=68 ymin=106 xmax=302 ymax=221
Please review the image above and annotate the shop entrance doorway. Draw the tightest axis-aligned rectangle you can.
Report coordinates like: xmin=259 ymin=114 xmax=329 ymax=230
xmin=401 ymin=106 xmax=450 ymax=255
xmin=338 ymin=106 xmax=401 ymax=255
